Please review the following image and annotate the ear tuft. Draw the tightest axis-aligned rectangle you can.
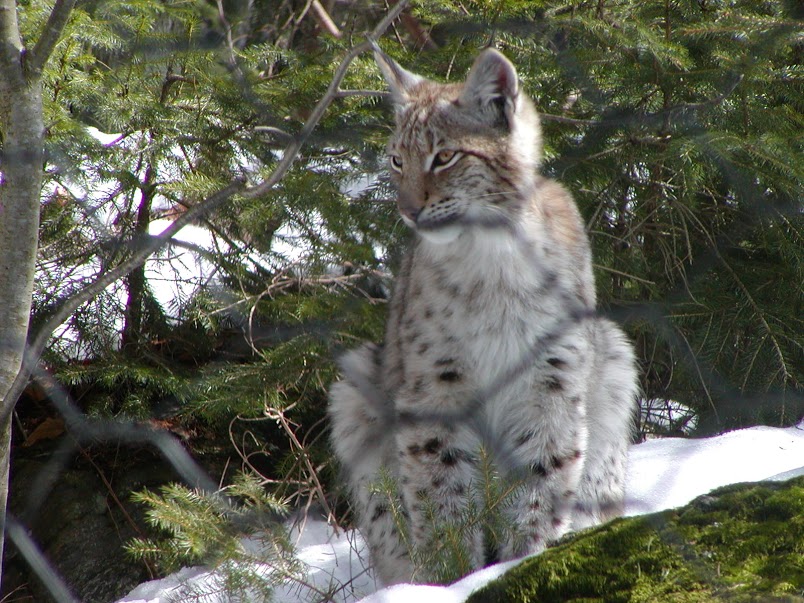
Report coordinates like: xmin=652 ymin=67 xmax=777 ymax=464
xmin=373 ymin=47 xmax=424 ymax=105
xmin=459 ymin=48 xmax=519 ymax=128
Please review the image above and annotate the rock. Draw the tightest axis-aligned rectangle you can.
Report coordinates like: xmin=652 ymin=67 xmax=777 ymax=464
xmin=4 ymin=448 xmax=177 ymax=603
xmin=468 ymin=477 xmax=804 ymax=602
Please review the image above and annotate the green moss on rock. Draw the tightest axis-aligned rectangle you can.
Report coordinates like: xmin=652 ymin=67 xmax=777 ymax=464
xmin=468 ymin=477 xmax=804 ymax=603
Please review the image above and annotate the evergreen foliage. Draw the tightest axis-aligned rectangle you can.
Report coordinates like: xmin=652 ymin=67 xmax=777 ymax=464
xmin=27 ymin=0 xmax=800 ymax=434
xmin=407 ymin=0 xmax=803 ymax=432
xmin=127 ymin=471 xmax=303 ymax=601
xmin=55 ymin=352 xmax=190 ymax=417
xmin=371 ymin=450 xmax=523 ymax=584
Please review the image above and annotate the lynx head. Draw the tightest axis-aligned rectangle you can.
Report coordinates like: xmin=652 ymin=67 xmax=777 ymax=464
xmin=374 ymin=47 xmax=542 ymax=244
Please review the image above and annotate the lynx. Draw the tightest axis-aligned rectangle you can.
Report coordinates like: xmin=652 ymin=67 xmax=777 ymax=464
xmin=328 ymin=47 xmax=638 ymax=585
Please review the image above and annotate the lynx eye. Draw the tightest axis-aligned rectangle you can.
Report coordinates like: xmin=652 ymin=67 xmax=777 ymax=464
xmin=389 ymin=154 xmax=403 ymax=172
xmin=431 ymin=150 xmax=461 ymax=172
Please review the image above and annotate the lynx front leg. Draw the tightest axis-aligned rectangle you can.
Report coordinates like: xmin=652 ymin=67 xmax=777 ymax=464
xmin=396 ymin=420 xmax=484 ymax=579
xmin=501 ymin=405 xmax=588 ymax=559
xmin=492 ymin=336 xmax=593 ymax=560
xmin=328 ymin=345 xmax=414 ymax=585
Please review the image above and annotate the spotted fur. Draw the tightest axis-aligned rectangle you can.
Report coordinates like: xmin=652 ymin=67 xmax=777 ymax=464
xmin=328 ymin=48 xmax=638 ymax=585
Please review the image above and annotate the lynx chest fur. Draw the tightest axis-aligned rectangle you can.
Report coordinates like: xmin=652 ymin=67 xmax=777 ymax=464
xmin=328 ymin=47 xmax=638 ymax=586
xmin=385 ymin=182 xmax=595 ymax=411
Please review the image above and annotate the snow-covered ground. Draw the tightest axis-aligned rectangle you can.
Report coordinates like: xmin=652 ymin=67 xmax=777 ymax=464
xmin=118 ymin=421 xmax=804 ymax=603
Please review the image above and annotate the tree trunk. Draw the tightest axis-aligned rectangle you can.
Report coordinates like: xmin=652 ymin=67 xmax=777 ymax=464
xmin=122 ymin=165 xmax=156 ymax=351
xmin=0 ymin=0 xmax=70 ymax=583
xmin=0 ymin=78 xmax=45 ymax=587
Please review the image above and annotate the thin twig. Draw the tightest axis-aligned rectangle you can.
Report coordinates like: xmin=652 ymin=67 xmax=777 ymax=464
xmin=593 ymin=263 xmax=656 ymax=286
xmin=265 ymin=406 xmax=337 ymax=532
xmin=242 ymin=0 xmax=411 ymax=199
xmin=310 ymin=0 xmax=342 ymax=38
xmin=76 ymin=444 xmax=157 ymax=578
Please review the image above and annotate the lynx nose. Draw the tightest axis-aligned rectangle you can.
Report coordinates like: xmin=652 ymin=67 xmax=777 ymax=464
xmin=398 ymin=188 xmax=424 ymax=224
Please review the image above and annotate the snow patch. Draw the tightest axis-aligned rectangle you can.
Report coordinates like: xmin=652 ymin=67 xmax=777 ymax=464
xmin=118 ymin=421 xmax=804 ymax=603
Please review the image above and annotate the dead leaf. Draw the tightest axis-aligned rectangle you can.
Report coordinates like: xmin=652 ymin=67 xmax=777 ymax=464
xmin=22 ymin=417 xmax=65 ymax=447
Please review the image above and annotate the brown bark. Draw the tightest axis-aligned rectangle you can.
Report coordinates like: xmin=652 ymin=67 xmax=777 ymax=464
xmin=121 ymin=166 xmax=156 ymax=350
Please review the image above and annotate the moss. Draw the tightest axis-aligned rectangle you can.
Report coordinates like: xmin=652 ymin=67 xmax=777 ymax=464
xmin=468 ymin=477 xmax=804 ymax=603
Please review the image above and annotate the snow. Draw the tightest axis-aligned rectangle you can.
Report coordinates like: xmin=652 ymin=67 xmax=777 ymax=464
xmin=118 ymin=421 xmax=804 ymax=603
xmin=145 ymin=220 xmax=219 ymax=316
xmin=624 ymin=423 xmax=804 ymax=516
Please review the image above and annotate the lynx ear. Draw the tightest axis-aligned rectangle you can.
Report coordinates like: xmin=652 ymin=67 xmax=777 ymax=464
xmin=459 ymin=48 xmax=519 ymax=128
xmin=373 ymin=46 xmax=424 ymax=105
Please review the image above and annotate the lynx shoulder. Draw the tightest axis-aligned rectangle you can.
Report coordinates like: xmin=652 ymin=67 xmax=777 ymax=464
xmin=328 ymin=47 xmax=639 ymax=586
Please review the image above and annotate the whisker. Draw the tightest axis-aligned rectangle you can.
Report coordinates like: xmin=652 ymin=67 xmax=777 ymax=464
xmin=464 ymin=190 xmax=518 ymax=203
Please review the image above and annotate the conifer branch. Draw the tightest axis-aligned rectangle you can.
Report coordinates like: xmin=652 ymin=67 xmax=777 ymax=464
xmin=1 ymin=180 xmax=245 ymax=423
xmin=679 ymin=202 xmax=794 ymax=388
xmin=670 ymin=73 xmax=744 ymax=114
xmin=711 ymin=243 xmax=792 ymax=386
xmin=242 ymin=0 xmax=411 ymax=199
xmin=1 ymin=0 xmax=412 ymax=421
xmin=33 ymin=366 xmax=219 ymax=491
xmin=541 ymin=75 xmax=744 ymax=130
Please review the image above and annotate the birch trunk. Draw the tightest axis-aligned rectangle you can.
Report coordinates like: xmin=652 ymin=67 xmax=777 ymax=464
xmin=0 ymin=0 xmax=71 ymax=582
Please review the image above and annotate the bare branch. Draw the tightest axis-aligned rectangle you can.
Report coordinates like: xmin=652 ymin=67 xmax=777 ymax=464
xmin=243 ymin=0 xmax=411 ymax=199
xmin=0 ymin=180 xmax=244 ymax=423
xmin=400 ymin=8 xmax=436 ymax=50
xmin=0 ymin=0 xmax=24 ymax=89
xmin=335 ymin=89 xmax=390 ymax=99
xmin=253 ymin=125 xmax=293 ymax=141
xmin=539 ymin=113 xmax=597 ymax=126
xmin=310 ymin=0 xmax=341 ymax=38
xmin=26 ymin=0 xmax=76 ymax=76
